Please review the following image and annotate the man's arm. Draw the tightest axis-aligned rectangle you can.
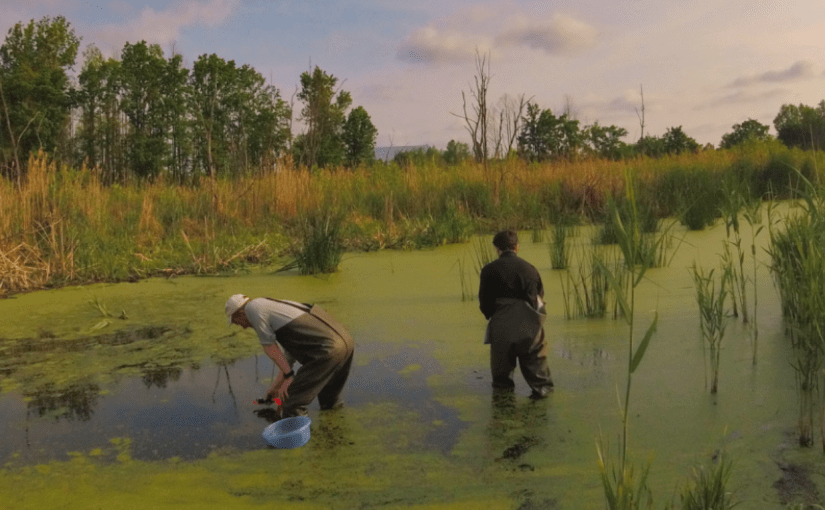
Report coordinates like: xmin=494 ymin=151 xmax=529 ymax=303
xmin=478 ymin=266 xmax=496 ymax=319
xmin=263 ymin=343 xmax=294 ymax=399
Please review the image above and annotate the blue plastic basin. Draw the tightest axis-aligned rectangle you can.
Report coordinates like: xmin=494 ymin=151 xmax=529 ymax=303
xmin=262 ymin=416 xmax=311 ymax=449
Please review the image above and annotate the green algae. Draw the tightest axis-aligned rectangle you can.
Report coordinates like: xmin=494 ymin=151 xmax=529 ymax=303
xmin=0 ymin=213 xmax=821 ymax=507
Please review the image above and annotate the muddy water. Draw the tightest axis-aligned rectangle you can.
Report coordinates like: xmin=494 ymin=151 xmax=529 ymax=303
xmin=0 ymin=208 xmax=821 ymax=508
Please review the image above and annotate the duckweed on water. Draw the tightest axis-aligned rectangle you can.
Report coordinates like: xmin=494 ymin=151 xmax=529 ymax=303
xmin=1 ymin=228 xmax=823 ymax=507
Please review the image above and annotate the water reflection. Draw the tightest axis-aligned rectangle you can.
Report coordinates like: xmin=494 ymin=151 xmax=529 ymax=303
xmin=0 ymin=340 xmax=467 ymax=465
xmin=26 ymin=382 xmax=100 ymax=422
xmin=141 ymin=365 xmax=183 ymax=389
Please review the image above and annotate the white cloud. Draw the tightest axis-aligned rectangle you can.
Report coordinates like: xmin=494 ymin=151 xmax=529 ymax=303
xmin=95 ymin=0 xmax=239 ymax=51
xmin=729 ymin=60 xmax=817 ymax=88
xmin=496 ymin=12 xmax=598 ymax=55
xmin=396 ymin=25 xmax=495 ymax=64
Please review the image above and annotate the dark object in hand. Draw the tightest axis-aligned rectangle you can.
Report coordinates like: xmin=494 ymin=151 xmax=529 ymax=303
xmin=254 ymin=396 xmax=274 ymax=405
xmin=254 ymin=407 xmax=281 ymax=424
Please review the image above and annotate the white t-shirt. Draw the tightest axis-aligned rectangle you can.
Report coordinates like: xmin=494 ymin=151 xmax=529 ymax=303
xmin=244 ymin=298 xmax=309 ymax=365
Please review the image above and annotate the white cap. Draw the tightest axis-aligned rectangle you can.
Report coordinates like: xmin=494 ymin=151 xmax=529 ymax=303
xmin=225 ymin=294 xmax=250 ymax=326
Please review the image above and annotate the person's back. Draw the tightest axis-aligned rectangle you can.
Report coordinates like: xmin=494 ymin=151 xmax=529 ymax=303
xmin=478 ymin=249 xmax=543 ymax=320
xmin=477 ymin=230 xmax=553 ymax=398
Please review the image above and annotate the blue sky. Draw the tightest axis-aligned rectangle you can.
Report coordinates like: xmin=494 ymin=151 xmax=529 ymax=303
xmin=3 ymin=0 xmax=825 ymax=149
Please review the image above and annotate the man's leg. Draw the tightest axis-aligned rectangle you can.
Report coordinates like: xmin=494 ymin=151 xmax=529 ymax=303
xmin=281 ymin=340 xmax=350 ymax=417
xmin=490 ymin=339 xmax=518 ymax=390
xmin=318 ymin=341 xmax=354 ymax=410
xmin=516 ymin=328 xmax=553 ymax=397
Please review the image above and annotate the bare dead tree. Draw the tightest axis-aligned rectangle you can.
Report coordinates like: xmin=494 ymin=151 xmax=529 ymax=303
xmin=635 ymin=84 xmax=645 ymax=141
xmin=501 ymin=93 xmax=530 ymax=157
xmin=451 ymin=48 xmax=491 ymax=166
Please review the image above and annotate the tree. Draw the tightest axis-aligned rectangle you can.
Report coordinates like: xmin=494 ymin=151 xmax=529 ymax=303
xmin=583 ymin=121 xmax=628 ymax=160
xmin=443 ymin=139 xmax=471 ymax=165
xmin=773 ymin=102 xmax=825 ymax=150
xmin=295 ymin=66 xmax=351 ymax=168
xmin=517 ymin=102 xmax=582 ymax=162
xmin=120 ymin=41 xmax=169 ymax=179
xmin=719 ymin=118 xmax=772 ymax=149
xmin=452 ymin=49 xmax=490 ymax=164
xmin=341 ymin=106 xmax=377 ymax=168
xmin=0 ymin=16 xmax=80 ymax=181
xmin=634 ymin=135 xmax=664 ymax=158
xmin=661 ymin=126 xmax=699 ymax=155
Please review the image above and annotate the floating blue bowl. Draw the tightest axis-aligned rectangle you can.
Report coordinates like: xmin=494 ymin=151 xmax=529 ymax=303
xmin=262 ymin=416 xmax=311 ymax=449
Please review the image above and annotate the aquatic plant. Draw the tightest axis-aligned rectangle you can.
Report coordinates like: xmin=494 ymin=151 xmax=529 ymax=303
xmin=677 ymin=454 xmax=737 ymax=510
xmin=549 ymin=221 xmax=572 ymax=269
xmin=595 ymin=169 xmax=660 ymax=509
xmin=691 ymin=263 xmax=729 ymax=394
xmin=742 ymin=193 xmax=764 ymax=364
xmin=290 ymin=210 xmax=345 ymax=275
xmin=455 ymin=256 xmax=474 ymax=302
xmin=766 ymin=169 xmax=825 ymax=447
xmin=719 ymin=179 xmax=748 ymax=322
xmin=471 ymin=235 xmax=496 ymax=275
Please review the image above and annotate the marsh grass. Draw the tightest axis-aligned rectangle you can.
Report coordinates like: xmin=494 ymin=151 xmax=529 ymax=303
xmin=549 ymin=221 xmax=573 ymax=270
xmin=767 ymin=169 xmax=825 ymax=448
xmin=595 ymin=169 xmax=660 ymax=509
xmin=290 ymin=211 xmax=345 ymax=275
xmin=560 ymin=243 xmax=626 ymax=319
xmin=677 ymin=454 xmax=737 ymax=510
xmin=691 ymin=263 xmax=729 ymax=394
xmin=471 ymin=236 xmax=496 ymax=275
xmin=0 ymin=143 xmax=820 ymax=296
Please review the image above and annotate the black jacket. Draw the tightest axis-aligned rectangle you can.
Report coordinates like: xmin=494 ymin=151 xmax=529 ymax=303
xmin=478 ymin=250 xmax=544 ymax=320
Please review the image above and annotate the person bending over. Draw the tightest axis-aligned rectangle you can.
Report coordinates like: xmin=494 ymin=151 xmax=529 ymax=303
xmin=225 ymin=294 xmax=355 ymax=417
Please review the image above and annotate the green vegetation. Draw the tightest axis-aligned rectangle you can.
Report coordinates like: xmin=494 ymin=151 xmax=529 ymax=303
xmin=595 ymin=170 xmax=660 ymax=509
xmin=691 ymin=263 xmax=730 ymax=394
xmin=767 ymin=171 xmax=825 ymax=448
xmin=677 ymin=454 xmax=737 ymax=510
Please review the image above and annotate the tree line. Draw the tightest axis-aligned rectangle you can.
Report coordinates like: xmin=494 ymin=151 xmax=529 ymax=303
xmin=1 ymin=16 xmax=824 ymax=185
xmin=0 ymin=16 xmax=379 ymax=185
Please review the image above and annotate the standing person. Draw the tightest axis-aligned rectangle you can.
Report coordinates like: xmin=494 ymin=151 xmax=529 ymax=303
xmin=225 ymin=294 xmax=355 ymax=417
xmin=478 ymin=230 xmax=554 ymax=398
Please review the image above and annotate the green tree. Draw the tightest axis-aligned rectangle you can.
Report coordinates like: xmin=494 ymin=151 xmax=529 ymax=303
xmin=583 ymin=121 xmax=628 ymax=160
xmin=773 ymin=102 xmax=825 ymax=150
xmin=661 ymin=126 xmax=699 ymax=155
xmin=190 ymin=53 xmax=237 ymax=177
xmin=719 ymin=118 xmax=772 ymax=149
xmin=76 ymin=45 xmax=126 ymax=183
xmin=341 ymin=106 xmax=377 ymax=168
xmin=295 ymin=66 xmax=352 ymax=168
xmin=634 ymin=135 xmax=664 ymax=157
xmin=517 ymin=102 xmax=582 ymax=162
xmin=443 ymin=139 xmax=471 ymax=165
xmin=0 ymin=15 xmax=80 ymax=181
xmin=162 ymin=50 xmax=192 ymax=182
xmin=120 ymin=41 xmax=169 ymax=179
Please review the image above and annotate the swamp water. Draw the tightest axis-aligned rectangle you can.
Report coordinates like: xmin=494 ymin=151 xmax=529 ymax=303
xmin=0 ymin=216 xmax=823 ymax=508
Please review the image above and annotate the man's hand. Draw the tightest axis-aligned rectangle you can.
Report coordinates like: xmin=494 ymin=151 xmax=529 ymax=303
xmin=278 ymin=376 xmax=293 ymax=400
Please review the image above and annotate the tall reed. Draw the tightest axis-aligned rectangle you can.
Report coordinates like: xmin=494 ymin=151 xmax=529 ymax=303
xmin=0 ymin=142 xmax=818 ymax=296
xmin=691 ymin=263 xmax=729 ymax=394
xmin=595 ymin=169 xmax=661 ymax=509
xmin=677 ymin=454 xmax=736 ymax=510
xmin=767 ymin=169 xmax=825 ymax=448
xmin=549 ymin=221 xmax=572 ymax=270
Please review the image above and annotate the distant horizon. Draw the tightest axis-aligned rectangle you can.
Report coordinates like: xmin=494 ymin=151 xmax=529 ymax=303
xmin=2 ymin=1 xmax=823 ymax=151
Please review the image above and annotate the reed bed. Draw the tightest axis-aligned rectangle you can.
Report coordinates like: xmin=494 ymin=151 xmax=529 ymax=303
xmin=0 ymin=141 xmax=819 ymax=296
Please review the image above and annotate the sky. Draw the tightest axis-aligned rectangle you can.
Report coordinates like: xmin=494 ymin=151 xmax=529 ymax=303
xmin=2 ymin=0 xmax=825 ymax=150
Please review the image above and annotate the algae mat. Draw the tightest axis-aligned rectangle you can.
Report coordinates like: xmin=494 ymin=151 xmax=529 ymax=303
xmin=1 ymin=221 xmax=824 ymax=508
